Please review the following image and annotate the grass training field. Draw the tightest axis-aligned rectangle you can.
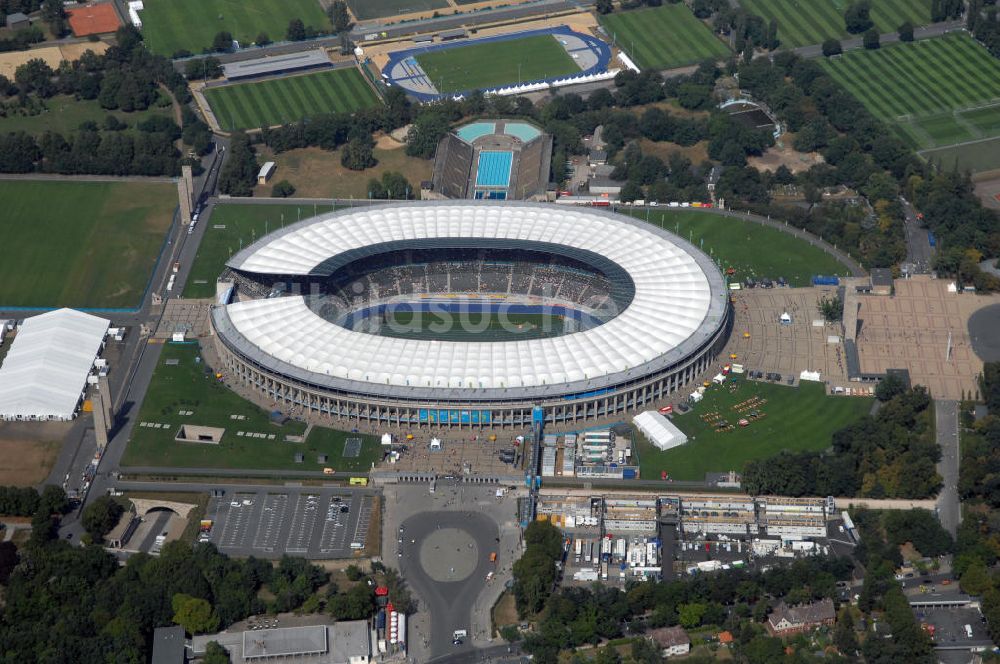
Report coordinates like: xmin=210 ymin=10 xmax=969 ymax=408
xmin=139 ymin=0 xmax=329 ymax=56
xmin=821 ymin=34 xmax=1000 ymax=150
xmin=634 ymin=209 xmax=852 ymax=287
xmin=379 ymin=310 xmax=567 ymax=341
xmin=415 ymin=34 xmax=580 ymax=94
xmin=598 ymin=4 xmax=730 ymax=71
xmin=922 ymin=137 xmax=1000 ymax=173
xmin=636 ymin=380 xmax=872 ymax=481
xmin=740 ymin=0 xmax=931 ymax=48
xmin=184 ymin=203 xmax=331 ymax=298
xmin=122 ymin=343 xmax=380 ymax=472
xmin=0 ymin=181 xmax=175 ymax=308
xmin=347 ymin=0 xmax=448 ymax=21
xmin=205 ymin=68 xmax=381 ymax=132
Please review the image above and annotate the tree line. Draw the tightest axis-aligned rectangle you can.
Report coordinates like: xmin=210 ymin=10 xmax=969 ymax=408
xmin=0 ymin=25 xmax=207 ymax=177
xmin=742 ymin=387 xmax=940 ymax=499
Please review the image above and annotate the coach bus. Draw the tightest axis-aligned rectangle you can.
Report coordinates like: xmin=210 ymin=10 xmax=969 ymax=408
xmin=349 ymin=477 xmax=369 ymax=486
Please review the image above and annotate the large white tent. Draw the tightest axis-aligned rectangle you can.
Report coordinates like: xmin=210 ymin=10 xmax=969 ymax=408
xmin=633 ymin=410 xmax=688 ymax=451
xmin=0 ymin=309 xmax=110 ymax=421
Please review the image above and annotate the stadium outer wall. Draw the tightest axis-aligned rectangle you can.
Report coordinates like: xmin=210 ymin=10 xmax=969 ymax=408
xmin=210 ymin=306 xmax=732 ymax=430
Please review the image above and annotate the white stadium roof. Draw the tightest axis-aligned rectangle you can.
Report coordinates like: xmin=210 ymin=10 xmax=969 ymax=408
xmin=221 ymin=202 xmax=727 ymax=396
xmin=0 ymin=308 xmax=109 ymax=421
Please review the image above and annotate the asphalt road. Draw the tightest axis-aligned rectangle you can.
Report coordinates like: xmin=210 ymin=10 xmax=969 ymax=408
xmin=398 ymin=510 xmax=499 ymax=660
xmin=900 ymin=198 xmax=935 ymax=274
xmin=935 ymin=400 xmax=961 ymax=537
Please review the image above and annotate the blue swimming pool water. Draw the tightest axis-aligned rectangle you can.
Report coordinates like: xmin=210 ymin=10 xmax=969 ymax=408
xmin=476 ymin=151 xmax=513 ymax=188
xmin=504 ymin=121 xmax=541 ymax=142
xmin=456 ymin=122 xmax=496 ymax=143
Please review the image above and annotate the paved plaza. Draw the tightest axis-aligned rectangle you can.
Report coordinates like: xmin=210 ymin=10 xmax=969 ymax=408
xmin=854 ymin=277 xmax=1000 ymax=399
xmin=725 ymin=286 xmax=849 ymax=385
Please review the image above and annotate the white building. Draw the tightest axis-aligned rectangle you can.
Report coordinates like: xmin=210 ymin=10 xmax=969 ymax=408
xmin=633 ymin=410 xmax=688 ymax=450
xmin=0 ymin=309 xmax=109 ymax=421
xmin=190 ymin=622 xmax=371 ymax=664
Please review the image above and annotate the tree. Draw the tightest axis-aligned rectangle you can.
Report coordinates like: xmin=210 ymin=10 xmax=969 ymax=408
xmin=678 ymin=602 xmax=707 ymax=628
xmin=898 ymin=21 xmax=915 ymax=42
xmin=822 ymin=38 xmax=843 ymax=56
xmin=327 ymin=583 xmax=375 ymax=620
xmin=212 ymin=31 xmax=233 ymax=53
xmin=619 ymin=181 xmax=644 ymax=203
xmin=845 ymin=1 xmax=874 ymax=34
xmin=217 ymin=132 xmax=258 ymax=197
xmin=341 ymin=137 xmax=376 ymax=171
xmin=834 ymin=607 xmax=859 ymax=655
xmin=863 ymin=28 xmax=880 ymax=49
xmin=960 ymin=560 xmax=992 ymax=595
xmin=287 ymin=19 xmax=306 ymax=41
xmin=203 ymin=641 xmax=230 ymax=664
xmin=876 ymin=372 xmax=907 ymax=402
xmin=81 ymin=495 xmax=124 ymax=542
xmin=172 ymin=593 xmax=220 ymax=635
xmin=329 ymin=1 xmax=352 ymax=33
xmin=818 ymin=294 xmax=844 ymax=322
xmin=345 ymin=564 xmax=365 ymax=582
xmin=256 ymin=32 xmax=271 ymax=46
xmin=595 ymin=0 xmax=614 ymax=14
xmin=38 ymin=484 xmax=68 ymax=516
xmin=271 ymin=180 xmax=296 ymax=198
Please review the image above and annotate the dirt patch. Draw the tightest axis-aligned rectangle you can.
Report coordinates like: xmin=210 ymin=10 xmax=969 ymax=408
xmin=491 ymin=591 xmax=519 ymax=631
xmin=749 ymin=138 xmax=824 ymax=174
xmin=364 ymin=494 xmax=381 ymax=557
xmin=254 ymin=146 xmax=433 ymax=198
xmin=376 ymin=132 xmax=404 ymax=150
xmin=639 ymin=138 xmax=709 ymax=165
xmin=630 ymin=100 xmax=711 ymax=120
xmin=0 ymin=425 xmax=66 ymax=486
xmin=972 ymin=172 xmax=1000 ymax=210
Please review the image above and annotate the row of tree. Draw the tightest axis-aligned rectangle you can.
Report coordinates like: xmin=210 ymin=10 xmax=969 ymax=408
xmin=969 ymin=1 xmax=1000 ymax=57
xmin=742 ymin=387 xmax=940 ymax=498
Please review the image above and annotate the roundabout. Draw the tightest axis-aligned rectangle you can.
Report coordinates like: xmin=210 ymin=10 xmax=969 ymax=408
xmin=398 ymin=508 xmax=499 ymax=658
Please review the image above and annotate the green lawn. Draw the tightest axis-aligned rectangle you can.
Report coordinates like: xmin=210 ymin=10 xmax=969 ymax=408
xmin=598 ymin=4 xmax=730 ymax=71
xmin=920 ymin=136 xmax=1000 ymax=173
xmin=122 ymin=343 xmax=380 ymax=472
xmin=740 ymin=0 xmax=932 ymax=49
xmin=635 ymin=380 xmax=872 ymax=481
xmin=820 ymin=34 xmax=1000 ymax=150
xmin=415 ymin=34 xmax=581 ymax=94
xmin=139 ymin=0 xmax=330 ymax=56
xmin=0 ymin=181 xmax=175 ymax=308
xmin=633 ymin=209 xmax=852 ymax=287
xmin=347 ymin=0 xmax=448 ymax=20
xmin=184 ymin=203 xmax=333 ymax=298
xmin=204 ymin=68 xmax=381 ymax=132
xmin=0 ymin=95 xmax=173 ymax=137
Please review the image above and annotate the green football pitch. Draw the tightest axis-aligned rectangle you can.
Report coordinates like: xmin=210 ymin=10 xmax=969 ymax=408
xmin=347 ymin=0 xmax=448 ymax=21
xmin=415 ymin=34 xmax=581 ymax=94
xmin=598 ymin=4 xmax=730 ymax=71
xmin=121 ymin=343 xmax=380 ymax=472
xmin=378 ymin=310 xmax=567 ymax=341
xmin=740 ymin=0 xmax=931 ymax=48
xmin=139 ymin=0 xmax=329 ymax=56
xmin=0 ymin=180 xmax=175 ymax=308
xmin=204 ymin=68 xmax=381 ymax=132
xmin=635 ymin=380 xmax=873 ymax=481
xmin=821 ymin=34 xmax=1000 ymax=150
xmin=634 ymin=209 xmax=853 ymax=287
xmin=184 ymin=203 xmax=333 ymax=298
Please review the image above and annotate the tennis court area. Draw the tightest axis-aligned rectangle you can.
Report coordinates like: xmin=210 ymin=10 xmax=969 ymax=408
xmin=476 ymin=151 xmax=513 ymax=188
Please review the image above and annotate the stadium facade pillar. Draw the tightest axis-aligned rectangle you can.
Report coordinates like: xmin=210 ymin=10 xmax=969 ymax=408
xmin=98 ymin=374 xmax=114 ymax=430
xmin=93 ymin=396 xmax=109 ymax=449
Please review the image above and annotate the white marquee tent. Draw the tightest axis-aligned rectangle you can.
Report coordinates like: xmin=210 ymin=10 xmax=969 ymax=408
xmin=0 ymin=309 xmax=110 ymax=421
xmin=633 ymin=410 xmax=688 ymax=451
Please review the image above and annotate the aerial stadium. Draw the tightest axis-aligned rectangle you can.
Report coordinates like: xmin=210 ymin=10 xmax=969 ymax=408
xmin=211 ymin=202 xmax=731 ymax=429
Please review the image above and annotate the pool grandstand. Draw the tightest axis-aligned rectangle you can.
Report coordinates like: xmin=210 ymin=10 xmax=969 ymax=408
xmin=431 ymin=119 xmax=551 ymax=201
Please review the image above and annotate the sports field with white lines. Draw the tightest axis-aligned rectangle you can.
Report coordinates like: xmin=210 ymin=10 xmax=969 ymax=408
xmin=740 ymin=0 xmax=931 ymax=48
xmin=204 ymin=68 xmax=381 ymax=131
xmin=598 ymin=4 xmax=730 ymax=70
xmin=821 ymin=34 xmax=1000 ymax=150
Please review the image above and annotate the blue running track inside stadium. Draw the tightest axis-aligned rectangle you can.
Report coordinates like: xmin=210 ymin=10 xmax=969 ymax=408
xmin=476 ymin=151 xmax=513 ymax=188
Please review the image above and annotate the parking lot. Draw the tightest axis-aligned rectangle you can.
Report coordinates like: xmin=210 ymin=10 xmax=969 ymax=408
xmin=913 ymin=606 xmax=993 ymax=649
xmin=206 ymin=488 xmax=375 ymax=559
